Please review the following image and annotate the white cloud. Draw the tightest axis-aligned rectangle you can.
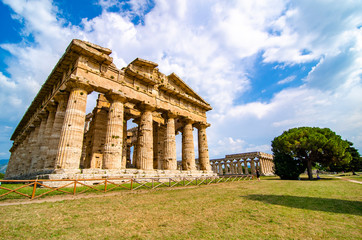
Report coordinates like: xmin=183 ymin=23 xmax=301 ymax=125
xmin=277 ymin=75 xmax=296 ymax=85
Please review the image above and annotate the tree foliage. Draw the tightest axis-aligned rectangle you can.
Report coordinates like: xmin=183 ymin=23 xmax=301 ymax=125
xmin=272 ymin=127 xmax=351 ymax=180
xmin=345 ymin=142 xmax=361 ymax=173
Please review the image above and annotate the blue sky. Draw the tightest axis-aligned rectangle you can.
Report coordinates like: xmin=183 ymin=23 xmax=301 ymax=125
xmin=0 ymin=0 xmax=361 ymax=160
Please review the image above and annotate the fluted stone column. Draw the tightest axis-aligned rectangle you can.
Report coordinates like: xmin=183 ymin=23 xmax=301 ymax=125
xmin=5 ymin=146 xmax=17 ymax=178
xmin=18 ymin=136 xmax=29 ymax=175
xmin=45 ymin=93 xmax=69 ymax=170
xmin=35 ymin=111 xmax=49 ymax=171
xmin=243 ymin=159 xmax=249 ymax=174
xmin=39 ymin=105 xmax=56 ymax=170
xmin=164 ymin=113 xmax=177 ymax=170
xmin=103 ymin=94 xmax=126 ymax=169
xmin=55 ymin=83 xmax=92 ymax=170
xmin=157 ymin=124 xmax=165 ymax=169
xmin=250 ymin=158 xmax=256 ymax=175
xmin=182 ymin=119 xmax=196 ymax=171
xmin=266 ymin=160 xmax=270 ymax=174
xmin=260 ymin=158 xmax=266 ymax=175
xmin=121 ymin=117 xmax=128 ymax=169
xmin=153 ymin=122 xmax=159 ymax=169
xmin=136 ymin=105 xmax=154 ymax=170
xmin=237 ymin=161 xmax=242 ymax=174
xmin=196 ymin=123 xmax=211 ymax=171
xmin=29 ymin=121 xmax=41 ymax=173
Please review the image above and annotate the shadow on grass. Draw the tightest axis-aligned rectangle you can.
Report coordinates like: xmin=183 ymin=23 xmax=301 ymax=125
xmin=243 ymin=194 xmax=362 ymax=216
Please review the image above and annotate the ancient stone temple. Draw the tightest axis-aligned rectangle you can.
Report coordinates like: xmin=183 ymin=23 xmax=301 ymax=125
xmin=210 ymin=152 xmax=274 ymax=176
xmin=5 ymin=39 xmax=215 ymax=180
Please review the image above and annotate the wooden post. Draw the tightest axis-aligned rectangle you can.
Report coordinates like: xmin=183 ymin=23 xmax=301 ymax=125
xmin=31 ymin=179 xmax=37 ymax=200
xmin=104 ymin=179 xmax=108 ymax=192
xmin=130 ymin=178 xmax=133 ymax=190
xmin=73 ymin=180 xmax=77 ymax=195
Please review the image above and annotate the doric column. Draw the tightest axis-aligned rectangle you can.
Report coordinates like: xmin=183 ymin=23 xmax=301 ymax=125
xmin=132 ymin=143 xmax=137 ymax=168
xmin=5 ymin=145 xmax=17 ymax=178
xmin=182 ymin=119 xmax=196 ymax=171
xmin=153 ymin=122 xmax=160 ymax=169
xmin=17 ymin=135 xmax=29 ymax=175
xmin=164 ymin=113 xmax=177 ymax=170
xmin=121 ymin=116 xmax=129 ymax=169
xmin=39 ymin=105 xmax=56 ymax=170
xmin=34 ymin=111 xmax=49 ymax=171
xmin=80 ymin=115 xmax=91 ymax=169
xmin=243 ymin=159 xmax=249 ymax=174
xmin=196 ymin=123 xmax=211 ymax=171
xmin=55 ymin=82 xmax=92 ymax=170
xmin=45 ymin=93 xmax=69 ymax=170
xmin=136 ymin=105 xmax=154 ymax=170
xmin=265 ymin=160 xmax=270 ymax=174
xmin=250 ymin=158 xmax=256 ymax=175
xmin=29 ymin=120 xmax=41 ymax=173
xmin=103 ymin=93 xmax=126 ymax=169
xmin=157 ymin=124 xmax=165 ymax=169
xmin=260 ymin=158 xmax=266 ymax=175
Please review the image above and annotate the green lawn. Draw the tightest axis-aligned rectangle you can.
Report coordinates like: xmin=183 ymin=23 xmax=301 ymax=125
xmin=0 ymin=177 xmax=361 ymax=240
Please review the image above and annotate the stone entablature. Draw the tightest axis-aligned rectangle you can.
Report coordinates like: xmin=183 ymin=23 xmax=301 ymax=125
xmin=6 ymin=39 xmax=214 ymax=179
xmin=210 ymin=152 xmax=274 ymax=176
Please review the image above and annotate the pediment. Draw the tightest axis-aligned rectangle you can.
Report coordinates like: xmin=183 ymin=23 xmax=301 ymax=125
xmin=167 ymin=73 xmax=209 ymax=106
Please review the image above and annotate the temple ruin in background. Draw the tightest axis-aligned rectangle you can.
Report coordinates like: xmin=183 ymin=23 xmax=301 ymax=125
xmin=210 ymin=152 xmax=274 ymax=176
xmin=5 ymin=39 xmax=215 ymax=180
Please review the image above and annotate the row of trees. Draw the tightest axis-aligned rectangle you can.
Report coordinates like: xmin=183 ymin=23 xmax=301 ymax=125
xmin=271 ymin=127 xmax=361 ymax=180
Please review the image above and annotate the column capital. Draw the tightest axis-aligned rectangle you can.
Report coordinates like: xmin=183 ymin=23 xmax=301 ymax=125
xmin=194 ymin=122 xmax=211 ymax=130
xmin=105 ymin=91 xmax=127 ymax=103
xmin=161 ymin=111 xmax=177 ymax=119
xmin=182 ymin=117 xmax=194 ymax=125
xmin=65 ymin=79 xmax=94 ymax=94
xmin=137 ymin=102 xmax=156 ymax=112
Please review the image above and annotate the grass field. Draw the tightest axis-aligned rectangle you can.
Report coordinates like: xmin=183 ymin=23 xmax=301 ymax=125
xmin=0 ymin=176 xmax=361 ymax=240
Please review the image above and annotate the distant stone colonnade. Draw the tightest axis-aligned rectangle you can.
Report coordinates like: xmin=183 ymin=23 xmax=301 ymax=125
xmin=5 ymin=40 xmax=215 ymax=180
xmin=209 ymin=152 xmax=274 ymax=176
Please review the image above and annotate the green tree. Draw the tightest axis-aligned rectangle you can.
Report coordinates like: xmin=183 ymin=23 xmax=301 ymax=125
xmin=272 ymin=127 xmax=351 ymax=180
xmin=273 ymin=152 xmax=306 ymax=179
xmin=346 ymin=141 xmax=361 ymax=173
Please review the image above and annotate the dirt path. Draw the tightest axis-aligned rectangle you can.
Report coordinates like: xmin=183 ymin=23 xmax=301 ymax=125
xmin=328 ymin=175 xmax=362 ymax=184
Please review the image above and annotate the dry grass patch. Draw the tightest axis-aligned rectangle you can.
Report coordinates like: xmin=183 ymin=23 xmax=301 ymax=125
xmin=0 ymin=178 xmax=361 ymax=239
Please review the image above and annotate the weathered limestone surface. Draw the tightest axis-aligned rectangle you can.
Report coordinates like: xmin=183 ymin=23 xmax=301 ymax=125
xmin=164 ymin=115 xmax=176 ymax=170
xmin=137 ymin=107 xmax=154 ymax=170
xmin=55 ymin=84 xmax=91 ymax=170
xmin=5 ymin=39 xmax=215 ymax=180
xmin=103 ymin=94 xmax=126 ymax=169
xmin=45 ymin=93 xmax=69 ymax=170
xmin=197 ymin=123 xmax=210 ymax=171
xmin=182 ymin=120 xmax=196 ymax=171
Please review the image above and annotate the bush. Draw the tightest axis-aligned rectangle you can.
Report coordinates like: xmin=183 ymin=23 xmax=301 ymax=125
xmin=0 ymin=173 xmax=4 ymax=179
